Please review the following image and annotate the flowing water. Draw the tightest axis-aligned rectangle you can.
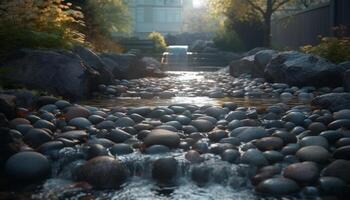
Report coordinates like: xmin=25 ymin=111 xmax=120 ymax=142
xmin=4 ymin=71 xmax=315 ymax=200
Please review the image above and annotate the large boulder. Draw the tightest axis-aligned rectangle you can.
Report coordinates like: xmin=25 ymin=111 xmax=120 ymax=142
xmin=73 ymin=46 xmax=113 ymax=84
xmin=265 ymin=51 xmax=344 ymax=87
xmin=0 ymin=49 xmax=101 ymax=100
xmin=230 ymin=55 xmax=262 ymax=77
xmin=311 ymin=93 xmax=350 ymax=112
xmin=100 ymin=53 xmax=147 ymax=79
xmin=141 ymin=57 xmax=165 ymax=77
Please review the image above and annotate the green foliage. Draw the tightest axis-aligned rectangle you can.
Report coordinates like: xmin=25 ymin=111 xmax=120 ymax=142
xmin=0 ymin=0 xmax=84 ymax=58
xmin=213 ymin=24 xmax=245 ymax=52
xmin=148 ymin=32 xmax=167 ymax=53
xmin=301 ymin=37 xmax=350 ymax=64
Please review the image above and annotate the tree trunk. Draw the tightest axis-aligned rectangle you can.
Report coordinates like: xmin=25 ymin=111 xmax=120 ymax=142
xmin=263 ymin=15 xmax=272 ymax=47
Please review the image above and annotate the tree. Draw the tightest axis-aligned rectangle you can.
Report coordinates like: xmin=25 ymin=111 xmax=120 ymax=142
xmin=210 ymin=0 xmax=295 ymax=47
xmin=68 ymin=0 xmax=131 ymax=52
xmin=148 ymin=32 xmax=167 ymax=53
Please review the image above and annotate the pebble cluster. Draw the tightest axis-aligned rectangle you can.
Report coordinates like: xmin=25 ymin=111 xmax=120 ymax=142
xmin=2 ymin=93 xmax=350 ymax=199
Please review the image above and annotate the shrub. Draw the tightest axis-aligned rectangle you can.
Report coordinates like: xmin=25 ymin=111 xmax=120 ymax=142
xmin=301 ymin=36 xmax=350 ymax=64
xmin=213 ymin=25 xmax=245 ymax=52
xmin=148 ymin=32 xmax=167 ymax=53
xmin=0 ymin=0 xmax=84 ymax=58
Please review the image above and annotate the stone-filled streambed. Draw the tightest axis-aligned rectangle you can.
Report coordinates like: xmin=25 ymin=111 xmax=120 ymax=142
xmin=1 ymin=71 xmax=350 ymax=200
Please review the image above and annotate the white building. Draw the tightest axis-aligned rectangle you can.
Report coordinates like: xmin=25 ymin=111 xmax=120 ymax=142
xmin=126 ymin=0 xmax=193 ymax=38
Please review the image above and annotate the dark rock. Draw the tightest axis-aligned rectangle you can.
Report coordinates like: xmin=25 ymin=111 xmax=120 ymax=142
xmin=58 ymin=130 xmax=88 ymax=142
xmin=185 ymin=150 xmax=203 ymax=163
xmin=68 ymin=117 xmax=92 ymax=129
xmin=152 ymin=157 xmax=177 ymax=183
xmin=319 ymin=176 xmax=348 ymax=195
xmin=5 ymin=152 xmax=51 ymax=182
xmin=333 ymin=145 xmax=350 ymax=160
xmin=256 ymin=177 xmax=300 ymax=195
xmin=95 ymin=120 xmax=116 ymax=130
xmin=254 ymin=137 xmax=284 ymax=151
xmin=190 ymin=119 xmax=214 ymax=132
xmin=321 ymin=159 xmax=350 ymax=183
xmin=299 ymin=136 xmax=329 ymax=149
xmin=231 ymin=127 xmax=269 ymax=143
xmin=241 ymin=149 xmax=268 ymax=167
xmin=296 ymin=146 xmax=331 ymax=163
xmin=205 ymin=106 xmax=226 ymax=119
xmin=283 ymin=162 xmax=319 ymax=183
xmin=344 ymin=70 xmax=350 ymax=92
xmin=24 ymin=128 xmax=53 ymax=148
xmin=311 ymin=93 xmax=350 ymax=112
xmin=0 ymin=94 xmax=16 ymax=119
xmin=145 ymin=145 xmax=170 ymax=154
xmin=0 ymin=49 xmax=103 ymax=99
xmin=221 ymin=149 xmax=240 ymax=163
xmin=76 ymin=156 xmax=129 ymax=189
xmin=86 ymin=144 xmax=108 ymax=159
xmin=144 ymin=129 xmax=180 ymax=148
xmin=191 ymin=165 xmax=210 ymax=186
xmin=230 ymin=56 xmax=263 ymax=78
xmin=208 ymin=130 xmax=227 ymax=142
xmin=265 ymin=51 xmax=344 ymax=87
xmin=64 ymin=106 xmax=91 ymax=121
xmin=115 ymin=117 xmax=135 ymax=127
xmin=34 ymin=119 xmax=55 ymax=130
xmin=107 ymin=128 xmax=132 ymax=143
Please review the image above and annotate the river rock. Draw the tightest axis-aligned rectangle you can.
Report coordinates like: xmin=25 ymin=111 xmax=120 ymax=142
xmin=24 ymin=128 xmax=53 ymax=148
xmin=95 ymin=120 xmax=116 ymax=130
xmin=264 ymin=51 xmax=344 ymax=87
xmin=144 ymin=129 xmax=180 ymax=148
xmin=256 ymin=177 xmax=300 ymax=195
xmin=205 ymin=106 xmax=226 ymax=119
xmin=319 ymin=176 xmax=348 ymax=195
xmin=33 ymin=119 xmax=55 ymax=130
xmin=254 ymin=137 xmax=284 ymax=151
xmin=5 ymin=152 xmax=51 ymax=182
xmin=76 ymin=156 xmax=129 ymax=189
xmin=115 ymin=117 xmax=135 ymax=127
xmin=107 ymin=128 xmax=132 ymax=143
xmin=299 ymin=136 xmax=329 ymax=149
xmin=152 ymin=157 xmax=178 ymax=183
xmin=231 ymin=127 xmax=269 ymax=143
xmin=296 ymin=146 xmax=331 ymax=163
xmin=145 ymin=145 xmax=170 ymax=154
xmin=221 ymin=149 xmax=240 ymax=163
xmin=283 ymin=162 xmax=319 ymax=183
xmin=190 ymin=119 xmax=214 ymax=132
xmin=282 ymin=112 xmax=305 ymax=126
xmin=68 ymin=117 xmax=92 ymax=129
xmin=64 ymin=106 xmax=91 ymax=121
xmin=334 ymin=109 xmax=350 ymax=120
xmin=110 ymin=144 xmax=133 ymax=155
xmin=311 ymin=93 xmax=350 ymax=112
xmin=333 ymin=145 xmax=350 ymax=160
xmin=241 ymin=149 xmax=268 ymax=167
xmin=321 ymin=159 xmax=350 ymax=183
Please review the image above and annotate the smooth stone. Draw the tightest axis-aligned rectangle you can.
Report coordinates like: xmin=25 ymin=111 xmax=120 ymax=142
xmin=35 ymin=96 xmax=58 ymax=107
xmin=296 ymin=146 xmax=331 ymax=163
xmin=115 ymin=117 xmax=135 ymax=127
xmin=263 ymin=151 xmax=284 ymax=163
xmin=10 ymin=118 xmax=31 ymax=129
xmin=320 ymin=130 xmax=344 ymax=144
xmin=328 ymin=119 xmax=350 ymax=130
xmin=37 ymin=141 xmax=65 ymax=155
xmin=76 ymin=156 xmax=129 ymax=189
xmin=283 ymin=112 xmax=305 ymax=126
xmin=15 ymin=124 xmax=33 ymax=135
xmin=152 ymin=157 xmax=177 ymax=183
xmin=39 ymin=104 xmax=57 ymax=113
xmin=86 ymin=144 xmax=108 ymax=159
xmin=191 ymin=165 xmax=210 ymax=186
xmin=225 ymin=111 xmax=247 ymax=121
xmin=334 ymin=109 xmax=350 ymax=120
xmin=256 ymin=177 xmax=300 ymax=195
xmin=182 ymin=125 xmax=198 ymax=134
xmin=110 ymin=144 xmax=133 ymax=155
xmin=208 ymin=130 xmax=227 ymax=142
xmin=283 ymin=162 xmax=319 ymax=183
xmin=241 ymin=149 xmax=268 ymax=167
xmin=64 ymin=106 xmax=91 ymax=121
xmin=205 ymin=106 xmax=226 ymax=119
xmin=192 ymin=140 xmax=209 ymax=154
xmin=185 ymin=150 xmax=203 ymax=163
xmin=144 ymin=129 xmax=180 ymax=148
xmin=272 ymin=130 xmax=297 ymax=144
xmin=68 ymin=117 xmax=92 ymax=129
xmin=190 ymin=119 xmax=214 ymax=132
xmin=308 ymin=122 xmax=327 ymax=134
xmin=321 ymin=159 xmax=350 ymax=183
xmin=88 ymin=115 xmax=104 ymax=124
xmin=319 ymin=176 xmax=348 ymax=195
xmin=333 ymin=145 xmax=350 ymax=160
xmin=299 ymin=136 xmax=329 ymax=149
xmin=231 ymin=127 xmax=269 ymax=143
xmin=129 ymin=113 xmax=145 ymax=123
xmin=227 ymin=120 xmax=244 ymax=130
xmin=5 ymin=152 xmax=51 ymax=181
xmin=281 ymin=143 xmax=300 ymax=155
xmin=155 ymin=125 xmax=178 ymax=132
xmin=175 ymin=115 xmax=191 ymax=125
xmin=107 ymin=128 xmax=132 ymax=143
xmin=24 ymin=128 xmax=53 ymax=148
xmin=165 ymin=121 xmax=183 ymax=130
xmin=221 ymin=149 xmax=240 ymax=163
xmin=95 ymin=120 xmax=116 ymax=130
xmin=219 ymin=137 xmax=241 ymax=146
xmin=88 ymin=138 xmax=115 ymax=148
xmin=58 ymin=130 xmax=88 ymax=142
xmin=254 ymin=137 xmax=284 ymax=151
xmin=55 ymin=100 xmax=71 ymax=109
xmin=145 ymin=145 xmax=170 ymax=154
